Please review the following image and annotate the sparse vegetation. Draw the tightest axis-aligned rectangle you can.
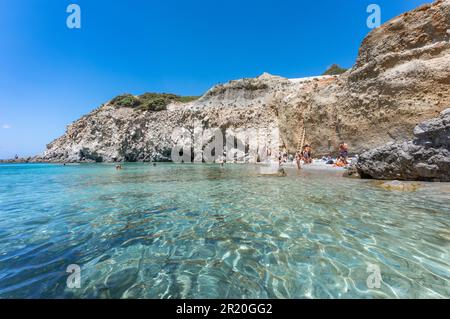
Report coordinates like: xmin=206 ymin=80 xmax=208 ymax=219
xmin=322 ymin=64 xmax=348 ymax=76
xmin=177 ymin=96 xmax=200 ymax=103
xmin=207 ymin=79 xmax=269 ymax=97
xmin=110 ymin=94 xmax=140 ymax=108
xmin=110 ymin=93 xmax=200 ymax=112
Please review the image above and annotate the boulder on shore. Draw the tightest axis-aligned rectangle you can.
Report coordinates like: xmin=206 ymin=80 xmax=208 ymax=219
xmin=357 ymin=108 xmax=450 ymax=182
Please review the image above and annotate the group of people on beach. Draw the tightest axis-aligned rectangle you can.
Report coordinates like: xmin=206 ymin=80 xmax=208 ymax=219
xmin=293 ymin=144 xmax=312 ymax=169
xmin=333 ymin=142 xmax=349 ymax=167
xmin=288 ymin=141 xmax=350 ymax=170
xmin=110 ymin=142 xmax=350 ymax=170
xmin=320 ymin=142 xmax=350 ymax=167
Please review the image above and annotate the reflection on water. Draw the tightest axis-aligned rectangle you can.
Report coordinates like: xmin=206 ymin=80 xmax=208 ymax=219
xmin=0 ymin=163 xmax=449 ymax=298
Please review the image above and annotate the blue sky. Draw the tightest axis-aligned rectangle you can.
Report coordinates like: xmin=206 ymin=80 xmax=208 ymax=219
xmin=0 ymin=0 xmax=432 ymax=158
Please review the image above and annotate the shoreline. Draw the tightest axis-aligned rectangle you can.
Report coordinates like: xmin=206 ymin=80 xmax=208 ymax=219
xmin=2 ymin=160 xmax=449 ymax=185
xmin=0 ymin=158 xmax=348 ymax=168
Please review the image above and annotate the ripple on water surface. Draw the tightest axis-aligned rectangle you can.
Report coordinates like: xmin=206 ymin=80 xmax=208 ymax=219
xmin=0 ymin=163 xmax=449 ymax=298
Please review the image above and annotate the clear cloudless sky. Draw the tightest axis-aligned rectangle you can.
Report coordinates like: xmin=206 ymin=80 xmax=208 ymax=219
xmin=0 ymin=0 xmax=432 ymax=158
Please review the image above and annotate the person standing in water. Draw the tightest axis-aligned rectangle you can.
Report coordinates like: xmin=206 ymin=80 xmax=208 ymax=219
xmin=295 ymin=151 xmax=302 ymax=170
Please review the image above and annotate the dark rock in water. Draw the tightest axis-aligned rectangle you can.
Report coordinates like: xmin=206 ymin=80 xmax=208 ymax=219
xmin=343 ymin=166 xmax=360 ymax=179
xmin=357 ymin=108 xmax=450 ymax=182
xmin=277 ymin=168 xmax=287 ymax=177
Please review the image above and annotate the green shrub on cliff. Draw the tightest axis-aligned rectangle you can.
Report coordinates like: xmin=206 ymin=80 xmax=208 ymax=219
xmin=110 ymin=94 xmax=140 ymax=108
xmin=322 ymin=64 xmax=347 ymax=76
xmin=138 ymin=93 xmax=175 ymax=111
xmin=110 ymin=93 xmax=200 ymax=112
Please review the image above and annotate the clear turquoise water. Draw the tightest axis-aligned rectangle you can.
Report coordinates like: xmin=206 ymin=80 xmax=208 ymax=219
xmin=0 ymin=163 xmax=449 ymax=299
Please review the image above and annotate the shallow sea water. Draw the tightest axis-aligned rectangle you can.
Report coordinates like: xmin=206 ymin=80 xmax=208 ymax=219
xmin=0 ymin=163 xmax=449 ymax=298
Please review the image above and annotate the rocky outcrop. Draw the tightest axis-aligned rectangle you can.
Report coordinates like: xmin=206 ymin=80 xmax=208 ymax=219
xmin=40 ymin=0 xmax=450 ymax=163
xmin=357 ymin=109 xmax=450 ymax=181
xmin=40 ymin=75 xmax=283 ymax=162
xmin=278 ymin=0 xmax=450 ymax=155
xmin=39 ymin=73 xmax=321 ymax=163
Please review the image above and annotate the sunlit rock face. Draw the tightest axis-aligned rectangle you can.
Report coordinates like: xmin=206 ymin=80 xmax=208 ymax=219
xmin=277 ymin=0 xmax=450 ymax=156
xmin=40 ymin=0 xmax=450 ymax=163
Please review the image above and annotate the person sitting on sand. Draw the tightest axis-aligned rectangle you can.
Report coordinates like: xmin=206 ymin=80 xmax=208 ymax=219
xmin=302 ymin=145 xmax=312 ymax=164
xmin=325 ymin=155 xmax=334 ymax=165
xmin=301 ymin=146 xmax=307 ymax=163
xmin=334 ymin=157 xmax=348 ymax=168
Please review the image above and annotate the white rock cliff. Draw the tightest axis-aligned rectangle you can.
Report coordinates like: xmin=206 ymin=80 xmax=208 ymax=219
xmin=40 ymin=0 xmax=450 ymax=165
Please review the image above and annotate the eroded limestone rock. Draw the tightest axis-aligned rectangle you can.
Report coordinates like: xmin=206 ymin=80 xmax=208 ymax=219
xmin=357 ymin=108 xmax=450 ymax=181
xmin=37 ymin=0 xmax=450 ymax=163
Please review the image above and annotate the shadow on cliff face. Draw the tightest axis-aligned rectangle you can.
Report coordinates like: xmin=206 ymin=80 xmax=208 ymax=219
xmin=79 ymin=148 xmax=103 ymax=163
